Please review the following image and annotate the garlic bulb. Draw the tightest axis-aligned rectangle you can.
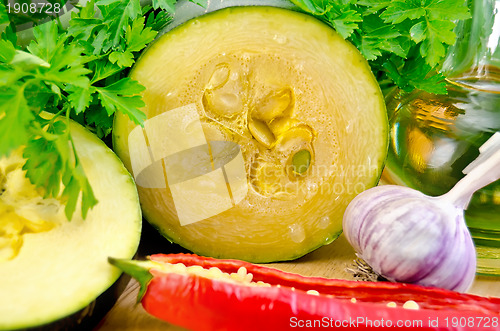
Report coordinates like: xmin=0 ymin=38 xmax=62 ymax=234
xmin=343 ymin=132 xmax=500 ymax=292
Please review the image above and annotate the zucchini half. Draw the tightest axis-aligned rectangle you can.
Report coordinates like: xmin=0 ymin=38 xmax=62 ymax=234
xmin=0 ymin=119 xmax=142 ymax=330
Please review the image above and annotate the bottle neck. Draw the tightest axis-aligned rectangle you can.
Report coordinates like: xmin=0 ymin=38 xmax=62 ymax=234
xmin=441 ymin=0 xmax=500 ymax=89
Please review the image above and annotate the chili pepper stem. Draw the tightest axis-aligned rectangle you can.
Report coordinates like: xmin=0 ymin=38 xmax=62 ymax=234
xmin=108 ymin=257 xmax=153 ymax=302
xmin=439 ymin=132 xmax=500 ymax=209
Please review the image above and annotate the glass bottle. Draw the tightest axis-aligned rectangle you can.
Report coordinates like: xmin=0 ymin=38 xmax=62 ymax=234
xmin=383 ymin=0 xmax=500 ymax=275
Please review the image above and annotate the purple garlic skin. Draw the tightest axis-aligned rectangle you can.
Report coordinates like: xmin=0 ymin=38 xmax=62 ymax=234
xmin=343 ymin=185 xmax=476 ymax=293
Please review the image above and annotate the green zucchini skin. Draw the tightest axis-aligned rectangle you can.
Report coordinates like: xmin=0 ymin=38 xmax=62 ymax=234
xmin=20 ymin=274 xmax=130 ymax=331
xmin=0 ymin=117 xmax=142 ymax=331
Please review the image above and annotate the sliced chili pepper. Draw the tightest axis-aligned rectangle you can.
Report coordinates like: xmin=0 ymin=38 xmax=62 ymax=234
xmin=109 ymin=254 xmax=500 ymax=331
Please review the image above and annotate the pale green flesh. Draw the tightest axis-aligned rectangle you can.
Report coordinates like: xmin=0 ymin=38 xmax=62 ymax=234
xmin=0 ymin=121 xmax=142 ymax=330
xmin=113 ymin=6 xmax=388 ymax=262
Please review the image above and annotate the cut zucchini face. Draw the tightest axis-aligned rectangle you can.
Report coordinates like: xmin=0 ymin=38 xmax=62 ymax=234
xmin=113 ymin=6 xmax=388 ymax=262
xmin=0 ymin=120 xmax=142 ymax=330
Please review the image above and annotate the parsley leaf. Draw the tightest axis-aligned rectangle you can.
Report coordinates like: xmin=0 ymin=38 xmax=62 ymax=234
xmin=109 ymin=51 xmax=135 ymax=67
xmin=325 ymin=5 xmax=362 ymax=39
xmin=23 ymin=115 xmax=98 ymax=220
xmin=0 ymin=39 xmax=15 ymax=63
xmin=126 ymin=17 xmax=157 ymax=53
xmin=0 ymin=88 xmax=32 ymax=156
xmin=96 ymin=0 xmax=142 ymax=48
xmin=297 ymin=0 xmax=470 ymax=94
xmin=425 ymin=0 xmax=471 ymax=21
xmin=380 ymin=0 xmax=426 ymax=24
xmin=382 ymin=55 xmax=448 ymax=94
xmin=96 ymin=78 xmax=146 ymax=124
xmin=61 ymin=143 xmax=98 ymax=220
xmin=410 ymin=19 xmax=457 ymax=67
xmin=67 ymin=85 xmax=95 ymax=114
xmin=379 ymin=0 xmax=470 ymax=68
xmin=351 ymin=14 xmax=407 ymax=61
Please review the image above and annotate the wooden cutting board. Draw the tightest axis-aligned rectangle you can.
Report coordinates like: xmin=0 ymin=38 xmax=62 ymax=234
xmin=94 ymin=223 xmax=500 ymax=331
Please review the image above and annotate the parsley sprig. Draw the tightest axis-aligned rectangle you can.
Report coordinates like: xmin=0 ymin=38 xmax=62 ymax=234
xmin=0 ymin=0 xmax=468 ymax=221
xmin=0 ymin=0 xmax=184 ymax=220
xmin=291 ymin=0 xmax=470 ymax=94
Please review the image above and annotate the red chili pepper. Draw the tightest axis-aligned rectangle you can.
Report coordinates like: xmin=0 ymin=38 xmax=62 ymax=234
xmin=109 ymin=254 xmax=500 ymax=331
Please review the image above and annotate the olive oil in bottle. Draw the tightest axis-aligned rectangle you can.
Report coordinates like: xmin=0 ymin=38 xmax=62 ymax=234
xmin=383 ymin=0 xmax=500 ymax=275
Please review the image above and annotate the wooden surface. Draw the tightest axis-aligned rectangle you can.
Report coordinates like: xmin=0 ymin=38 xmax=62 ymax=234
xmin=94 ymin=223 xmax=500 ymax=331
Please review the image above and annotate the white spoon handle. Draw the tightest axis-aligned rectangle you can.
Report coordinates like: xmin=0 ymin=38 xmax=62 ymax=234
xmin=440 ymin=132 xmax=500 ymax=209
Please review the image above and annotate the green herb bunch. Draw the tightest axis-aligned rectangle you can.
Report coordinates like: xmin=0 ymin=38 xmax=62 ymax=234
xmin=292 ymin=0 xmax=470 ymax=94
xmin=0 ymin=0 xmax=469 ymax=221
xmin=0 ymin=0 xmax=202 ymax=219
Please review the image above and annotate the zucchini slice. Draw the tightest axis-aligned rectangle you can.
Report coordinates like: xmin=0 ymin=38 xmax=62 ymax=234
xmin=113 ymin=6 xmax=387 ymax=262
